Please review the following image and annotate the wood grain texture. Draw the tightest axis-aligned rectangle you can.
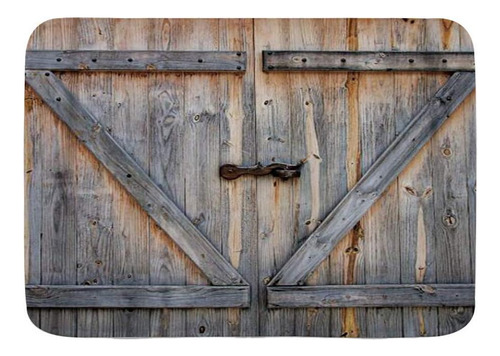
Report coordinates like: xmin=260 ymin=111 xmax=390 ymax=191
xmin=110 ymin=19 xmax=151 ymax=337
xmin=393 ymin=18 xmax=439 ymax=337
xmin=254 ymin=19 xmax=296 ymax=336
xmin=28 ymin=18 xmax=79 ymax=337
xmin=267 ymin=284 xmax=474 ymax=308
xmin=26 ymin=50 xmax=246 ymax=72
xmin=334 ymin=18 xmax=365 ymax=338
xmin=25 ymin=84 xmax=43 ymax=328
xmin=218 ymin=18 xmax=259 ymax=336
xmin=70 ymin=18 xmax=115 ymax=338
xmin=25 ymin=18 xmax=476 ymax=338
xmin=356 ymin=20 xmax=402 ymax=338
xmin=270 ymin=71 xmax=475 ymax=287
xmin=286 ymin=18 xmax=349 ymax=337
xmin=427 ymin=19 xmax=475 ymax=336
xmin=27 ymin=285 xmax=250 ymax=308
xmin=180 ymin=19 xmax=227 ymax=337
xmin=263 ymin=51 xmax=474 ymax=72
xmin=25 ymin=70 xmax=246 ymax=287
xmin=147 ymin=19 xmax=189 ymax=338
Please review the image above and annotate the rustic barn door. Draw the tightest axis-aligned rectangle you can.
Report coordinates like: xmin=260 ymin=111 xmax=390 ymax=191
xmin=25 ymin=18 xmax=475 ymax=337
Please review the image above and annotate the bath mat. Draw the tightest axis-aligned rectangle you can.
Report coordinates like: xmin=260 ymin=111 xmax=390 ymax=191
xmin=25 ymin=18 xmax=475 ymax=337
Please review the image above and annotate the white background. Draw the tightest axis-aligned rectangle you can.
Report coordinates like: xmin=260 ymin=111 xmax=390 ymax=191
xmin=1 ymin=1 xmax=497 ymax=355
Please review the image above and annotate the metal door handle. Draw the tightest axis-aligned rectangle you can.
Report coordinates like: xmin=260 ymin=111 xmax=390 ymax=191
xmin=220 ymin=162 xmax=302 ymax=180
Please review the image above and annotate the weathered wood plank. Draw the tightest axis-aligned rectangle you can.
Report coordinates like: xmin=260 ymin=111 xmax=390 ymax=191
xmin=356 ymin=19 xmax=403 ymax=338
xmin=148 ymin=19 xmax=189 ymax=339
xmin=26 ymin=50 xmax=246 ymax=72
xmin=254 ymin=18 xmax=296 ymax=336
xmin=25 ymin=70 xmax=247 ymax=287
xmin=332 ymin=18 xmax=366 ymax=338
xmin=393 ymin=18 xmax=439 ymax=337
xmin=26 ymin=285 xmax=251 ymax=308
xmin=72 ymin=18 xmax=115 ymax=338
xmin=182 ymin=19 xmax=226 ymax=337
xmin=109 ymin=19 xmax=152 ymax=338
xmin=30 ymin=18 xmax=78 ymax=337
xmin=263 ymin=51 xmax=474 ymax=72
xmin=288 ymin=18 xmax=349 ymax=337
xmin=218 ymin=18 xmax=258 ymax=336
xmin=25 ymin=84 xmax=43 ymax=328
xmin=270 ymin=71 xmax=475 ymax=287
xmin=428 ymin=19 xmax=475 ymax=336
xmin=267 ymin=285 xmax=475 ymax=308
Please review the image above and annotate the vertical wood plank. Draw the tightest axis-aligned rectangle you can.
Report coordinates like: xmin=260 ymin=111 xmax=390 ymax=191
xmin=25 ymin=84 xmax=42 ymax=327
xmin=331 ymin=18 xmax=367 ymax=338
xmin=180 ymin=19 xmax=225 ymax=337
xmin=357 ymin=19 xmax=403 ymax=338
xmin=33 ymin=19 xmax=78 ymax=337
xmin=427 ymin=19 xmax=474 ymax=335
xmin=287 ymin=19 xmax=348 ymax=337
xmin=148 ymin=19 xmax=188 ymax=338
xmin=111 ymin=19 xmax=151 ymax=337
xmin=72 ymin=18 xmax=115 ymax=338
xmin=254 ymin=19 xmax=295 ymax=336
xmin=218 ymin=18 xmax=258 ymax=336
xmin=25 ymin=18 xmax=47 ymax=325
xmin=392 ymin=18 xmax=439 ymax=337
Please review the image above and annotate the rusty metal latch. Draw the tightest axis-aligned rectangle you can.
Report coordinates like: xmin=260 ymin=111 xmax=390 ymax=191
xmin=220 ymin=162 xmax=303 ymax=180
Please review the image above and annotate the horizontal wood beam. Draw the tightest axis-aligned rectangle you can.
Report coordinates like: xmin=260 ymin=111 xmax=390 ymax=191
xmin=267 ymin=284 xmax=475 ymax=308
xmin=26 ymin=285 xmax=250 ymax=308
xmin=26 ymin=50 xmax=246 ymax=72
xmin=263 ymin=51 xmax=474 ymax=72
xmin=270 ymin=71 xmax=475 ymax=286
xmin=25 ymin=70 xmax=247 ymax=286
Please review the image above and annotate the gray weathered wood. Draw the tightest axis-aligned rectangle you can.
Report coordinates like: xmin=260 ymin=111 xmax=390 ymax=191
xmin=270 ymin=71 xmax=475 ymax=286
xmin=267 ymin=284 xmax=474 ymax=308
xmin=263 ymin=51 xmax=474 ymax=72
xmin=26 ymin=50 xmax=246 ymax=72
xmin=181 ymin=19 xmax=226 ymax=337
xmin=356 ymin=20 xmax=403 ymax=338
xmin=394 ymin=18 xmax=439 ymax=337
xmin=25 ymin=70 xmax=248 ymax=287
xmin=254 ymin=19 xmax=296 ymax=336
xmin=218 ymin=18 xmax=259 ymax=336
xmin=110 ymin=19 xmax=152 ymax=338
xmin=72 ymin=19 xmax=115 ymax=338
xmin=25 ymin=84 xmax=43 ymax=328
xmin=26 ymin=285 xmax=250 ymax=308
xmin=147 ymin=19 xmax=188 ymax=338
xmin=430 ymin=20 xmax=475 ymax=336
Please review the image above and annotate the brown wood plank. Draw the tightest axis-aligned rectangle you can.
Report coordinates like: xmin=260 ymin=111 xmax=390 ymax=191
xmin=26 ymin=50 xmax=246 ymax=72
xmin=25 ymin=70 xmax=247 ymax=287
xmin=330 ymin=18 xmax=366 ymax=338
xmin=26 ymin=285 xmax=250 ymax=308
xmin=270 ymin=71 xmax=475 ymax=287
xmin=267 ymin=284 xmax=474 ymax=308
xmin=263 ymin=51 xmax=474 ymax=72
